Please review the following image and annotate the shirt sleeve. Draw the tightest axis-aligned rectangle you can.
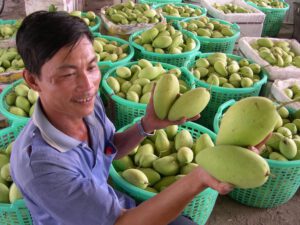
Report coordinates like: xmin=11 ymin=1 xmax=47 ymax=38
xmin=27 ymin=153 xmax=122 ymax=225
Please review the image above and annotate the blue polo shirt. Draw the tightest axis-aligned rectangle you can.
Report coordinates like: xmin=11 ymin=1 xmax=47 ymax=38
xmin=10 ymin=96 xmax=135 ymax=225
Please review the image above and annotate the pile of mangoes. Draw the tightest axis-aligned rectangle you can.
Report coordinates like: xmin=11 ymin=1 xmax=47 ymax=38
xmin=114 ymin=125 xmax=215 ymax=192
xmin=106 ymin=59 xmax=190 ymax=104
xmin=190 ymin=52 xmax=262 ymax=88
xmin=260 ymin=106 xmax=300 ymax=161
xmin=213 ymin=3 xmax=254 ymax=13
xmin=94 ymin=37 xmax=129 ymax=63
xmin=133 ymin=23 xmax=197 ymax=54
xmin=157 ymin=3 xmax=203 ymax=18
xmin=251 ymin=38 xmax=300 ymax=68
xmin=70 ymin=10 xmax=98 ymax=27
xmin=247 ymin=0 xmax=286 ymax=8
xmin=105 ymin=1 xmax=162 ymax=25
xmin=0 ymin=20 xmax=22 ymax=40
xmin=5 ymin=81 xmax=38 ymax=118
xmin=179 ymin=16 xmax=235 ymax=38
xmin=283 ymin=84 xmax=300 ymax=100
xmin=0 ymin=47 xmax=24 ymax=73
xmin=0 ymin=143 xmax=23 ymax=204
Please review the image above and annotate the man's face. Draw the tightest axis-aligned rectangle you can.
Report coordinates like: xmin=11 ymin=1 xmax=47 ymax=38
xmin=35 ymin=36 xmax=101 ymax=120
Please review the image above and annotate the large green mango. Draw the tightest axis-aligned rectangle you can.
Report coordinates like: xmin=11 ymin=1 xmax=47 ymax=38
xmin=195 ymin=145 xmax=270 ymax=188
xmin=216 ymin=97 xmax=278 ymax=147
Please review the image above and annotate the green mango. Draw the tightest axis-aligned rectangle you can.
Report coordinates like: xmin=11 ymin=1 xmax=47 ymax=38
xmin=122 ymin=169 xmax=149 ymax=189
xmin=195 ymin=145 xmax=270 ymax=189
xmin=216 ymin=97 xmax=278 ymax=147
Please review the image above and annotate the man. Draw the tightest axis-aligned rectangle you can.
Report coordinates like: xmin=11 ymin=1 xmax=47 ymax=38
xmin=10 ymin=11 xmax=232 ymax=225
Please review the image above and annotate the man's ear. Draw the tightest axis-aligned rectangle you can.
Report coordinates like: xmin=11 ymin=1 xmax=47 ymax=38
xmin=23 ymin=69 xmax=41 ymax=92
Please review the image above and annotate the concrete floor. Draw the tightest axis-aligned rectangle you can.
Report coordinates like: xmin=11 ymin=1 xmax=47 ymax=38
xmin=0 ymin=1 xmax=299 ymax=225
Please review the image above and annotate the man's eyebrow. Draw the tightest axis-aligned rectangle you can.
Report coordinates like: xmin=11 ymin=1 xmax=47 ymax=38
xmin=56 ymin=56 xmax=98 ymax=70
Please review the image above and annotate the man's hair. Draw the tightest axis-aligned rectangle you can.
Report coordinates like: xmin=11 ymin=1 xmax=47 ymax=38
xmin=16 ymin=11 xmax=94 ymax=77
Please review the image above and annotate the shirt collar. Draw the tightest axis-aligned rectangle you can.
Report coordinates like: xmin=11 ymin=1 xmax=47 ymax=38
xmin=32 ymin=99 xmax=96 ymax=152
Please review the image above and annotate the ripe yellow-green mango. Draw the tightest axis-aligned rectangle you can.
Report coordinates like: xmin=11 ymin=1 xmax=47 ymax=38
xmin=15 ymin=96 xmax=30 ymax=113
xmin=207 ymin=53 xmax=227 ymax=65
xmin=279 ymin=138 xmax=297 ymax=159
xmin=138 ymin=59 xmax=153 ymax=68
xmin=174 ymin=130 xmax=193 ymax=150
xmin=107 ymin=77 xmax=120 ymax=93
xmin=122 ymin=168 xmax=149 ymax=189
xmin=9 ymin=106 xmax=27 ymax=117
xmin=27 ymin=89 xmax=39 ymax=104
xmin=195 ymin=145 xmax=270 ymax=188
xmin=0 ymin=183 xmax=9 ymax=203
xmin=269 ymin=152 xmax=288 ymax=161
xmin=216 ymin=97 xmax=278 ymax=147
xmin=153 ymin=156 xmax=180 ymax=176
xmin=194 ymin=133 xmax=214 ymax=155
xmin=0 ymin=163 xmax=11 ymax=182
xmin=266 ymin=132 xmax=284 ymax=151
xmin=14 ymin=84 xmax=29 ymax=97
xmin=134 ymin=144 xmax=154 ymax=165
xmin=180 ymin=163 xmax=198 ymax=175
xmin=5 ymin=92 xmax=17 ymax=106
xmin=116 ymin=67 xmax=131 ymax=79
xmin=177 ymin=147 xmax=193 ymax=165
xmin=164 ymin=125 xmax=178 ymax=140
xmin=152 ymin=36 xmax=173 ymax=49
xmin=113 ymin=156 xmax=134 ymax=171
xmin=257 ymin=38 xmax=274 ymax=48
xmin=126 ymin=91 xmax=139 ymax=102
xmin=168 ymin=88 xmax=210 ymax=121
xmin=153 ymin=176 xmax=177 ymax=192
xmin=145 ymin=186 xmax=158 ymax=193
xmin=138 ymin=66 xmax=165 ymax=80
xmin=140 ymin=92 xmax=151 ymax=104
xmin=214 ymin=61 xmax=228 ymax=77
xmin=141 ymin=27 xmax=159 ymax=44
xmin=138 ymin=153 xmax=158 ymax=168
xmin=9 ymin=183 xmax=23 ymax=203
xmin=153 ymin=74 xmax=179 ymax=119
xmin=138 ymin=168 xmax=161 ymax=186
xmin=155 ymin=130 xmax=171 ymax=156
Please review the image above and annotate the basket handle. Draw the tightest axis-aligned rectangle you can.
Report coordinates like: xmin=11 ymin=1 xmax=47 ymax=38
xmin=213 ymin=99 xmax=236 ymax=133
xmin=232 ymin=23 xmax=240 ymax=32
xmin=180 ymin=66 xmax=195 ymax=86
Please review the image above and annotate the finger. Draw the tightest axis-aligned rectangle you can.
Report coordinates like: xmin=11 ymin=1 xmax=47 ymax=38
xmin=255 ymin=132 xmax=272 ymax=150
xmin=217 ymin=183 xmax=235 ymax=195
xmin=187 ymin=114 xmax=201 ymax=122
xmin=203 ymin=174 xmax=233 ymax=194
xmin=248 ymin=146 xmax=260 ymax=154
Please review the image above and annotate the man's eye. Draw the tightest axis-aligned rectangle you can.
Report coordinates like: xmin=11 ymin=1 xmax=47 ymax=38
xmin=63 ymin=73 xmax=75 ymax=77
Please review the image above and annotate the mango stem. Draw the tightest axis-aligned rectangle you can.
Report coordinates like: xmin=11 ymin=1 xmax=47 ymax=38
xmin=276 ymin=97 xmax=300 ymax=110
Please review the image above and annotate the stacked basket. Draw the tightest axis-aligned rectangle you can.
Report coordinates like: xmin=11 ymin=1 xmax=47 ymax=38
xmin=129 ymin=29 xmax=200 ymax=67
xmin=213 ymin=100 xmax=300 ymax=208
xmin=110 ymin=118 xmax=219 ymax=225
xmin=0 ymin=122 xmax=32 ymax=225
xmin=183 ymin=53 xmax=268 ymax=129
xmin=246 ymin=0 xmax=290 ymax=37
xmin=177 ymin=17 xmax=240 ymax=53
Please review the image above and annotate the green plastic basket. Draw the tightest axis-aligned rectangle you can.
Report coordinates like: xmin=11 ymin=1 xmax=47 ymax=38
xmin=183 ymin=52 xmax=268 ymax=130
xmin=101 ymin=61 xmax=195 ymax=129
xmin=178 ymin=17 xmax=240 ymax=54
xmin=0 ymin=122 xmax=32 ymax=225
xmin=246 ymin=1 xmax=289 ymax=37
xmin=138 ymin=0 xmax=182 ymax=4
xmin=129 ymin=29 xmax=200 ymax=67
xmin=152 ymin=3 xmax=207 ymax=22
xmin=81 ymin=12 xmax=101 ymax=33
xmin=213 ymin=99 xmax=300 ymax=208
xmin=110 ymin=117 xmax=218 ymax=225
xmin=0 ymin=79 xmax=30 ymax=126
xmin=93 ymin=33 xmax=135 ymax=76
